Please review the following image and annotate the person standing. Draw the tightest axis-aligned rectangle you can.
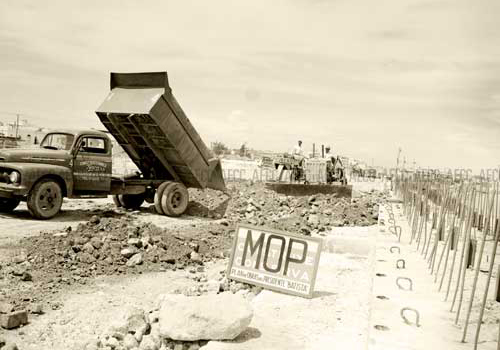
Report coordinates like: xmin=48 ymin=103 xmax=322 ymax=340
xmin=291 ymin=140 xmax=306 ymax=180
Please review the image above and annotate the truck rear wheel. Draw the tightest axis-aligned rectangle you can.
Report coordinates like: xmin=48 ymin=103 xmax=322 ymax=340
xmin=154 ymin=181 xmax=173 ymax=214
xmin=0 ymin=198 xmax=20 ymax=213
xmin=27 ymin=179 xmax=63 ymax=219
xmin=119 ymin=193 xmax=145 ymax=209
xmin=161 ymin=182 xmax=189 ymax=217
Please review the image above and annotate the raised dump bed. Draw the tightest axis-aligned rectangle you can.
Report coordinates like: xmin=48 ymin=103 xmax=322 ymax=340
xmin=95 ymin=71 xmax=225 ymax=192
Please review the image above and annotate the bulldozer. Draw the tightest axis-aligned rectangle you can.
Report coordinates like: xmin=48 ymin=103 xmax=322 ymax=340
xmin=266 ymin=152 xmax=351 ymax=198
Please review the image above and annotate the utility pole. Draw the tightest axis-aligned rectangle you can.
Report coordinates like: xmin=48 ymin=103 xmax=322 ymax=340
xmin=396 ymin=147 xmax=402 ymax=170
xmin=15 ymin=114 xmax=20 ymax=139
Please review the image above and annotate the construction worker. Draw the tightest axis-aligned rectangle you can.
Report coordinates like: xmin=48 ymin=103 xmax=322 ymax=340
xmin=292 ymin=140 xmax=304 ymax=158
xmin=325 ymin=145 xmax=335 ymax=182
xmin=325 ymin=145 xmax=346 ymax=184
xmin=324 ymin=145 xmax=333 ymax=159
xmin=291 ymin=140 xmax=306 ymax=181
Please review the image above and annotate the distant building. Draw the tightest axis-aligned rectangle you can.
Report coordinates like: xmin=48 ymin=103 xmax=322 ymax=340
xmin=3 ymin=119 xmax=49 ymax=145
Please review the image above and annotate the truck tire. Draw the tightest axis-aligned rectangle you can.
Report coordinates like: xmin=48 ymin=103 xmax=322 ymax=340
xmin=119 ymin=193 xmax=145 ymax=209
xmin=112 ymin=195 xmax=123 ymax=208
xmin=161 ymin=182 xmax=189 ymax=217
xmin=154 ymin=181 xmax=173 ymax=215
xmin=27 ymin=179 xmax=63 ymax=219
xmin=0 ymin=198 xmax=20 ymax=213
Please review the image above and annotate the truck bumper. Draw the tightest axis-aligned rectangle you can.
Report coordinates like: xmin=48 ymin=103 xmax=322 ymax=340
xmin=0 ymin=184 xmax=27 ymax=199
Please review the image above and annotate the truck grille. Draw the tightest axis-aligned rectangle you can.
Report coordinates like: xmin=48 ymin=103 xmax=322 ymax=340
xmin=0 ymin=168 xmax=10 ymax=183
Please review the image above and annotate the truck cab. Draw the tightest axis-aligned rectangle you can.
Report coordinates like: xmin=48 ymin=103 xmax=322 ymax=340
xmin=0 ymin=129 xmax=112 ymax=219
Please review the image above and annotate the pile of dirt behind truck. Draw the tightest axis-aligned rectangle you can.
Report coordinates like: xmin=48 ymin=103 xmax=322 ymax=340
xmin=0 ymin=72 xmax=226 ymax=219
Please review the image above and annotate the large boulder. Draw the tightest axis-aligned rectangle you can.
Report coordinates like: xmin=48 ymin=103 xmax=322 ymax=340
xmin=158 ymin=292 xmax=253 ymax=341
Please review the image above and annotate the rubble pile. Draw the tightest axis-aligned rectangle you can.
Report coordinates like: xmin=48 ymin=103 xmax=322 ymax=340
xmin=0 ymin=181 xmax=385 ymax=327
xmin=0 ymin=216 xmax=234 ymax=313
xmin=189 ymin=182 xmax=384 ymax=235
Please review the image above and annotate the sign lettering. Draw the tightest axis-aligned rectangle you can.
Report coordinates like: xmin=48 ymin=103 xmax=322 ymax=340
xmin=227 ymin=224 xmax=322 ymax=298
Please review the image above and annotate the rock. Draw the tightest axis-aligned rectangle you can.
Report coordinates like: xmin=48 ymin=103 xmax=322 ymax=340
xmin=90 ymin=237 xmax=102 ymax=249
xmin=89 ymin=215 xmax=101 ymax=224
xmin=0 ymin=337 xmax=5 ymax=347
xmin=30 ymin=303 xmax=43 ymax=314
xmin=158 ymin=292 xmax=253 ymax=341
xmin=121 ymin=247 xmax=139 ymax=259
xmin=104 ymin=336 xmax=119 ymax=349
xmin=123 ymin=334 xmax=139 ymax=350
xmin=308 ymin=214 xmax=320 ymax=225
xmin=109 ymin=307 xmax=149 ymax=340
xmin=11 ymin=267 xmax=24 ymax=277
xmin=21 ymin=271 xmax=33 ymax=281
xmin=82 ymin=242 xmax=95 ymax=254
xmin=149 ymin=323 xmax=162 ymax=348
xmin=0 ymin=310 xmax=28 ymax=329
xmin=0 ymin=302 xmax=14 ymax=314
xmin=300 ymin=226 xmax=310 ymax=235
xmin=134 ymin=330 xmax=143 ymax=343
xmin=3 ymin=343 xmax=19 ymax=350
xmin=127 ymin=253 xmax=143 ymax=267
xmin=79 ymin=252 xmax=96 ymax=264
xmin=139 ymin=334 xmax=157 ymax=350
xmin=149 ymin=310 xmax=159 ymax=323
xmin=128 ymin=238 xmax=142 ymax=248
xmin=173 ymin=344 xmax=183 ymax=350
xmin=229 ymin=282 xmax=246 ymax=294
xmin=189 ymin=252 xmax=201 ymax=263
xmin=160 ymin=256 xmax=175 ymax=264
xmin=141 ymin=236 xmax=152 ymax=248
xmin=112 ymin=331 xmax=125 ymax=341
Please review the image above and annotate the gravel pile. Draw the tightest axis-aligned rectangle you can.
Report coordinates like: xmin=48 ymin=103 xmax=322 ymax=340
xmin=0 ymin=215 xmax=234 ymax=313
xmin=189 ymin=182 xmax=384 ymax=235
xmin=0 ymin=181 xmax=386 ymax=321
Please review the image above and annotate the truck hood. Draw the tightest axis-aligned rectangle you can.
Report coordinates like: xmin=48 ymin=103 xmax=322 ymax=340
xmin=0 ymin=148 xmax=70 ymax=165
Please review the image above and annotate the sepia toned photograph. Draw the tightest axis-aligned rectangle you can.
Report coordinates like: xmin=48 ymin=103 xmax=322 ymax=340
xmin=0 ymin=1 xmax=499 ymax=349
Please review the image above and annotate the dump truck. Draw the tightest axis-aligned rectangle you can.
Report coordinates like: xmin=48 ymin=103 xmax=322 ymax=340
xmin=0 ymin=71 xmax=226 ymax=219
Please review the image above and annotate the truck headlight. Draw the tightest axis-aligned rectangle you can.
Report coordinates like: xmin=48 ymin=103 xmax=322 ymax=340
xmin=9 ymin=171 xmax=20 ymax=184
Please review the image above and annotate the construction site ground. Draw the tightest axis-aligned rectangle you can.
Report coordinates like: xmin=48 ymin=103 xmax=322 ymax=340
xmin=3 ymin=176 xmax=496 ymax=349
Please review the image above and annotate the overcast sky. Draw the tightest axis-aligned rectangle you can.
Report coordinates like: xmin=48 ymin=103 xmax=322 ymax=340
xmin=1 ymin=0 xmax=499 ymax=171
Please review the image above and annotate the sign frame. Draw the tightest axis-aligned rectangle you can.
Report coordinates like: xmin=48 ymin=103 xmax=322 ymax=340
xmin=226 ymin=223 xmax=323 ymax=298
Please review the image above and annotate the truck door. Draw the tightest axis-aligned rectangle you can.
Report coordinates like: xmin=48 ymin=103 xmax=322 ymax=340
xmin=73 ymin=135 xmax=112 ymax=193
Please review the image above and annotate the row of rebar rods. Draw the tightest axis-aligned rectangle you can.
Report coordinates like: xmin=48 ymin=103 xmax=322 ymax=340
xmin=393 ymin=173 xmax=500 ymax=348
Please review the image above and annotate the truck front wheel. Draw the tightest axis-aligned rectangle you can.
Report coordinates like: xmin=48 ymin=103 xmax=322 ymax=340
xmin=27 ymin=179 xmax=63 ymax=219
xmin=0 ymin=198 xmax=20 ymax=213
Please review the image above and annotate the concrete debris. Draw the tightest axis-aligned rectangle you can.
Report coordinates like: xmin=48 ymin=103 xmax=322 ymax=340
xmin=158 ymin=292 xmax=253 ymax=341
xmin=126 ymin=253 xmax=143 ymax=267
xmin=0 ymin=310 xmax=28 ymax=329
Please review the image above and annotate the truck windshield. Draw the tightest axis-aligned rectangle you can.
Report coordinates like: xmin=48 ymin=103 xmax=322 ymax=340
xmin=40 ymin=133 xmax=75 ymax=151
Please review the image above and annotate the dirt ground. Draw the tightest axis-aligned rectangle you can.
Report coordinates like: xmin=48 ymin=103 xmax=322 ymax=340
xmin=0 ymin=178 xmax=386 ymax=349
